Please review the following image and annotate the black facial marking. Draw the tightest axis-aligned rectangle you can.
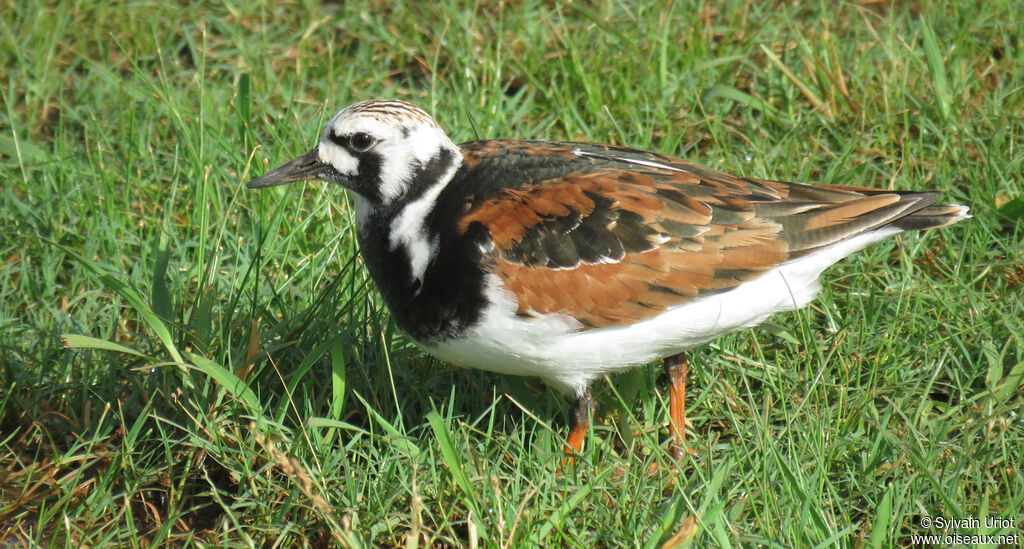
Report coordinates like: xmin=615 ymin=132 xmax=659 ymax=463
xmin=351 ymin=147 xmax=488 ymax=342
xmin=383 ymin=147 xmax=458 ymax=208
xmin=338 ymin=150 xmax=382 ymax=203
xmin=328 ymin=130 xmax=347 ymax=148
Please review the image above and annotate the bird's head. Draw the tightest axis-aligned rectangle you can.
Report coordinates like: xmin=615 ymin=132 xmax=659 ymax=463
xmin=247 ymin=99 xmax=460 ymax=210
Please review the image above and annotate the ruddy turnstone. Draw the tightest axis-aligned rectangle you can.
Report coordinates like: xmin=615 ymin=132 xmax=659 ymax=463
xmin=248 ymin=99 xmax=968 ymax=459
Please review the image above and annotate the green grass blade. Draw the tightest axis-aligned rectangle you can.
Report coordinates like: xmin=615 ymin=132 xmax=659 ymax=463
xmin=0 ymin=132 xmax=49 ymax=164
xmin=330 ymin=340 xmax=347 ymax=420
xmin=425 ymin=410 xmax=485 ymax=541
xmin=425 ymin=410 xmax=474 ymax=500
xmin=195 ymin=284 xmax=215 ymax=348
xmin=273 ymin=335 xmax=341 ymax=422
xmin=185 ymin=351 xmax=262 ymax=413
xmin=351 ymin=391 xmax=419 ymax=458
xmin=867 ymin=484 xmax=893 ymax=549
xmin=919 ymin=18 xmax=951 ymax=121
xmin=150 ymin=233 xmax=173 ymax=322
xmin=771 ymin=447 xmax=834 ymax=544
xmin=238 ymin=71 xmax=251 ymax=139
xmin=703 ymin=84 xmax=785 ymax=123
xmin=758 ymin=44 xmax=829 ymax=118
xmin=61 ymin=334 xmax=152 ymax=359
xmin=995 ymin=359 xmax=1024 ymax=403
xmin=44 ymin=238 xmax=183 ymax=364
xmin=529 ymin=481 xmax=594 ymax=545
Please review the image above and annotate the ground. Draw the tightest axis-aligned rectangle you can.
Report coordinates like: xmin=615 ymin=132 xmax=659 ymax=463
xmin=1 ymin=1 xmax=1022 ymax=547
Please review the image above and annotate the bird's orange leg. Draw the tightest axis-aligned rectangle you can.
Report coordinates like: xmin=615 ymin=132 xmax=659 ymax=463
xmin=563 ymin=388 xmax=593 ymax=466
xmin=664 ymin=353 xmax=688 ymax=459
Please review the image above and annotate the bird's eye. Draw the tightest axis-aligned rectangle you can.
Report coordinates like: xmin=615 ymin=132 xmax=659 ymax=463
xmin=350 ymin=132 xmax=375 ymax=152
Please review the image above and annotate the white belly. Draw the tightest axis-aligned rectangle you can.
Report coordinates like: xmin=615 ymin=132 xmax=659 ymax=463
xmin=423 ymin=228 xmax=900 ymax=396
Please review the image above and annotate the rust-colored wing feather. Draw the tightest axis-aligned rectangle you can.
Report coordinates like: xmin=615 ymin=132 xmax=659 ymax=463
xmin=453 ymin=141 xmax=956 ymax=329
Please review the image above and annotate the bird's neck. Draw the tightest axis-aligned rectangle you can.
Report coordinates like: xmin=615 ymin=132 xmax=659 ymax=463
xmin=354 ymin=155 xmax=490 ymax=343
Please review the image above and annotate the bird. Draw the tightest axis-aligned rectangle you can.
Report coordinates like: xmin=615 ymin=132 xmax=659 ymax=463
xmin=247 ymin=98 xmax=969 ymax=460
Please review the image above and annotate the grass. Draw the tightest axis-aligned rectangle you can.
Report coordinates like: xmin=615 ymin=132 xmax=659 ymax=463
xmin=2 ymin=0 xmax=1022 ymax=546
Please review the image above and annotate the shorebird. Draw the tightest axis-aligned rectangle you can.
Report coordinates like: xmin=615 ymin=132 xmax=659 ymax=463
xmin=248 ymin=99 xmax=968 ymax=459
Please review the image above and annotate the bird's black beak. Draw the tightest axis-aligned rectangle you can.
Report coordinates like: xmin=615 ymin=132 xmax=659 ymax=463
xmin=247 ymin=149 xmax=327 ymax=188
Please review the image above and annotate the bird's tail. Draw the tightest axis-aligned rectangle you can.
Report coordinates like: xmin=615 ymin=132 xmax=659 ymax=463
xmin=890 ymin=201 xmax=971 ymax=231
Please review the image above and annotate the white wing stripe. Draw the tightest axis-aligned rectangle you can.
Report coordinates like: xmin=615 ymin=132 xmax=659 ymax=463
xmin=572 ymin=148 xmax=697 ymax=175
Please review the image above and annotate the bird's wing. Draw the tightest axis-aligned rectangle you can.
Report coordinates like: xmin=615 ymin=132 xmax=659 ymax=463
xmin=453 ymin=140 xmax=942 ymax=329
